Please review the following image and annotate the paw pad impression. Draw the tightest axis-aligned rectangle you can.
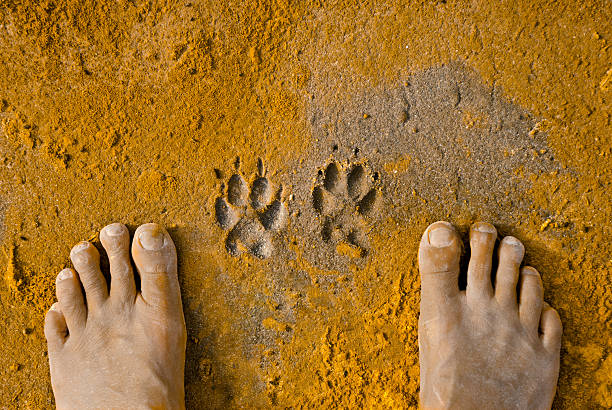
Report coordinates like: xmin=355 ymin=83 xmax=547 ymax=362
xmin=312 ymin=161 xmax=381 ymax=256
xmin=215 ymin=161 xmax=287 ymax=258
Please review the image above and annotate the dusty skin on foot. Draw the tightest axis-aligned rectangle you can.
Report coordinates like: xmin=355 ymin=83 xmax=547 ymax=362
xmin=418 ymin=221 xmax=562 ymax=409
xmin=43 ymin=220 xmax=562 ymax=408
xmin=44 ymin=223 xmax=186 ymax=410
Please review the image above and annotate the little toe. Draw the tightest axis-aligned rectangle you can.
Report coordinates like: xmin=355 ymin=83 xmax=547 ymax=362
xmin=44 ymin=302 xmax=67 ymax=352
xmin=518 ymin=266 xmax=544 ymax=333
xmin=494 ymin=236 xmax=524 ymax=308
xmin=55 ymin=268 xmax=86 ymax=333
xmin=418 ymin=221 xmax=462 ymax=318
xmin=131 ymin=223 xmax=180 ymax=310
xmin=70 ymin=241 xmax=109 ymax=309
xmin=100 ymin=223 xmax=136 ymax=304
xmin=540 ymin=302 xmax=563 ymax=353
xmin=466 ymin=222 xmax=496 ymax=302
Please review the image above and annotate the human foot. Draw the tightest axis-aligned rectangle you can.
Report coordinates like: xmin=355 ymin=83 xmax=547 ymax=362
xmin=44 ymin=223 xmax=186 ymax=409
xmin=418 ymin=221 xmax=562 ymax=409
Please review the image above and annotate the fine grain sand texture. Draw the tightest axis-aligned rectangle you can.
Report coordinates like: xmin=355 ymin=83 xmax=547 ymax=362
xmin=0 ymin=1 xmax=610 ymax=408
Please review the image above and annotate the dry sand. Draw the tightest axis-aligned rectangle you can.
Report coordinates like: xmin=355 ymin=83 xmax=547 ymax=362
xmin=0 ymin=1 xmax=610 ymax=408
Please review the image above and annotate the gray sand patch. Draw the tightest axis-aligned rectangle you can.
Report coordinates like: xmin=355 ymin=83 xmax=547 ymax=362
xmin=280 ymin=61 xmax=562 ymax=271
xmin=214 ymin=61 xmax=564 ymax=361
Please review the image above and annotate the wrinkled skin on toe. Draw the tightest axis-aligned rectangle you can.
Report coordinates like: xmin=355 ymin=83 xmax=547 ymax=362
xmin=44 ymin=223 xmax=186 ymax=410
xmin=418 ymin=221 xmax=562 ymax=410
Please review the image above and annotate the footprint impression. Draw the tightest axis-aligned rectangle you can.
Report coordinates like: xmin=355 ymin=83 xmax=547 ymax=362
xmin=215 ymin=161 xmax=288 ymax=258
xmin=312 ymin=161 xmax=381 ymax=256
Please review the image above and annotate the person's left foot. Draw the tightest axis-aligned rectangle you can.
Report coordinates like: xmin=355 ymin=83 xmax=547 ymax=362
xmin=44 ymin=223 xmax=186 ymax=409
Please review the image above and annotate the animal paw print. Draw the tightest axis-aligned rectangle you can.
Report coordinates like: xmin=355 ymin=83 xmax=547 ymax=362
xmin=215 ymin=161 xmax=287 ymax=259
xmin=312 ymin=161 xmax=381 ymax=255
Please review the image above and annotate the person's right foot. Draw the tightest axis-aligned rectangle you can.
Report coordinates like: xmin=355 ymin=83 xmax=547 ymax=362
xmin=418 ymin=221 xmax=562 ymax=409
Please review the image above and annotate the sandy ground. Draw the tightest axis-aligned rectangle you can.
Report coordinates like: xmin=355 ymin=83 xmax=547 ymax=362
xmin=0 ymin=1 xmax=610 ymax=408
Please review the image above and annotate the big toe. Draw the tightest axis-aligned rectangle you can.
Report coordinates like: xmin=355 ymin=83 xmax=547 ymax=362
xmin=418 ymin=221 xmax=462 ymax=318
xmin=131 ymin=223 xmax=180 ymax=309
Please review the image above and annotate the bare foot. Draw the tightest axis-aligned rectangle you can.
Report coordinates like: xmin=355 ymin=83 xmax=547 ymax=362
xmin=418 ymin=221 xmax=562 ymax=409
xmin=44 ymin=223 xmax=186 ymax=409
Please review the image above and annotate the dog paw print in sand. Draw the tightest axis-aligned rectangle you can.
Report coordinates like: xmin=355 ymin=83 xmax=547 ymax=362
xmin=215 ymin=160 xmax=287 ymax=258
xmin=312 ymin=161 xmax=381 ymax=257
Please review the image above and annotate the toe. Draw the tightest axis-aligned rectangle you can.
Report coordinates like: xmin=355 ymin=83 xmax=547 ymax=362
xmin=518 ymin=266 xmax=544 ymax=333
xmin=466 ymin=222 xmax=496 ymax=302
xmin=131 ymin=223 xmax=180 ymax=310
xmin=55 ymin=268 xmax=86 ymax=333
xmin=70 ymin=241 xmax=108 ymax=309
xmin=100 ymin=223 xmax=136 ymax=304
xmin=418 ymin=221 xmax=462 ymax=318
xmin=494 ymin=236 xmax=524 ymax=308
xmin=540 ymin=302 xmax=563 ymax=353
xmin=44 ymin=303 xmax=67 ymax=352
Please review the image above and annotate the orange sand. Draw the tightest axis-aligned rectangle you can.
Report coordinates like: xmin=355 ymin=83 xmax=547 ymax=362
xmin=0 ymin=1 xmax=610 ymax=408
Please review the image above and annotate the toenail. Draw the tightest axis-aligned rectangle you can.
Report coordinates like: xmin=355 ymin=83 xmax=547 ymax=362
xmin=104 ymin=223 xmax=125 ymax=236
xmin=139 ymin=228 xmax=165 ymax=251
xmin=50 ymin=302 xmax=60 ymax=311
xmin=57 ymin=268 xmax=73 ymax=281
xmin=71 ymin=241 xmax=91 ymax=254
xmin=522 ymin=266 xmax=539 ymax=276
xmin=502 ymin=236 xmax=523 ymax=247
xmin=428 ymin=225 xmax=454 ymax=247
xmin=474 ymin=223 xmax=496 ymax=234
